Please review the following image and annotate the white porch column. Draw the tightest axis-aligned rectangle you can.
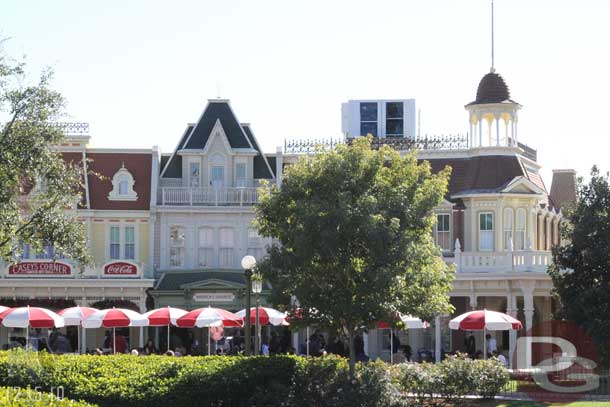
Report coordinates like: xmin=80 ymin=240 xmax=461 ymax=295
xmin=434 ymin=316 xmax=441 ymax=363
xmin=276 ymin=146 xmax=283 ymax=188
xmin=292 ymin=331 xmax=299 ymax=354
xmin=495 ymin=117 xmax=500 ymax=146
xmin=363 ymin=331 xmax=369 ymax=356
xmin=478 ymin=119 xmax=483 ymax=146
xmin=138 ymin=298 xmax=146 ymax=348
xmin=506 ymin=293 xmax=518 ymax=368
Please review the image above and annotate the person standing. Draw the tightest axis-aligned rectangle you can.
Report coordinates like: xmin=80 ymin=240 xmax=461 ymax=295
xmin=485 ymin=333 xmax=497 ymax=356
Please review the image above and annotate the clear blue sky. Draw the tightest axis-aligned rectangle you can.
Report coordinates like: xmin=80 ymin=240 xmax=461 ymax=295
xmin=3 ymin=0 xmax=609 ymax=186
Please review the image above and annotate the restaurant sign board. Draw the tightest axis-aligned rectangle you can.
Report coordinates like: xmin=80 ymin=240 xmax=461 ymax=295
xmin=7 ymin=261 xmax=72 ymax=276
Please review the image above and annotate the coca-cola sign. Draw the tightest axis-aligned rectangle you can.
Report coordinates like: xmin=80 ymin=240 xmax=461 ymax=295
xmin=8 ymin=261 xmax=72 ymax=276
xmin=103 ymin=261 xmax=138 ymax=276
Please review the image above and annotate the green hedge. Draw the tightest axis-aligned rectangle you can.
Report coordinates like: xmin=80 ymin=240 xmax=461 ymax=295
xmin=393 ymin=353 xmax=510 ymax=404
xmin=0 ymin=351 xmax=508 ymax=407
xmin=0 ymin=386 xmax=94 ymax=406
xmin=0 ymin=350 xmax=405 ymax=407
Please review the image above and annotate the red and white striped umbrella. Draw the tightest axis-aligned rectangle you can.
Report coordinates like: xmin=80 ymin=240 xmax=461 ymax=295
xmin=58 ymin=306 xmax=99 ymax=326
xmin=449 ymin=309 xmax=522 ymax=331
xmin=176 ymin=307 xmax=242 ymax=328
xmin=82 ymin=308 xmax=148 ymax=329
xmin=236 ymin=307 xmax=287 ymax=326
xmin=378 ymin=315 xmax=430 ymax=330
xmin=1 ymin=306 xmax=64 ymax=328
xmin=143 ymin=306 xmax=188 ymax=326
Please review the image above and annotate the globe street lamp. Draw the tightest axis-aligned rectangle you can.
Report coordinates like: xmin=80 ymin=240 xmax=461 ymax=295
xmin=241 ymin=255 xmax=256 ymax=356
xmin=251 ymin=273 xmax=263 ymax=356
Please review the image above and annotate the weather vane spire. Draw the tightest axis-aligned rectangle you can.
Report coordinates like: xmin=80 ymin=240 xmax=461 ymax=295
xmin=490 ymin=0 xmax=495 ymax=73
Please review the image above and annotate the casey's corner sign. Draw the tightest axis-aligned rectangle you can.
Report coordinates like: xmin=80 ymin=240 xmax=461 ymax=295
xmin=102 ymin=261 xmax=139 ymax=276
xmin=7 ymin=261 xmax=72 ymax=276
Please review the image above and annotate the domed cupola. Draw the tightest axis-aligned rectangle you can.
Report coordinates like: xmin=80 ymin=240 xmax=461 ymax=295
xmin=465 ymin=69 xmax=521 ymax=148
xmin=469 ymin=70 xmax=514 ymax=105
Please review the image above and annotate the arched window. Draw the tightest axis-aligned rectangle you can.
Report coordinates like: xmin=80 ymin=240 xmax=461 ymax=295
xmin=503 ymin=208 xmax=514 ymax=250
xmin=108 ymin=164 xmax=138 ymax=201
xmin=515 ymin=208 xmax=526 ymax=250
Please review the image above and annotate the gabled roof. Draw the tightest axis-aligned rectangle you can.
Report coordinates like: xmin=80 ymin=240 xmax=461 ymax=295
xmin=242 ymin=124 xmax=274 ymax=179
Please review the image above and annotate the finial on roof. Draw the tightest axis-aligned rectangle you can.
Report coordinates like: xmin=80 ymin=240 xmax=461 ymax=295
xmin=490 ymin=0 xmax=495 ymax=73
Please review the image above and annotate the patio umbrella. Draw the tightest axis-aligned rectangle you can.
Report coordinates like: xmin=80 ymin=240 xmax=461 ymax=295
xmin=236 ymin=307 xmax=287 ymax=326
xmin=82 ymin=308 xmax=148 ymax=354
xmin=176 ymin=307 xmax=242 ymax=355
xmin=377 ymin=315 xmax=429 ymax=363
xmin=0 ymin=306 xmax=11 ymax=348
xmin=58 ymin=306 xmax=98 ymax=353
xmin=449 ymin=309 xmax=522 ymax=359
xmin=143 ymin=306 xmax=188 ymax=352
xmin=0 ymin=306 xmax=65 ymax=350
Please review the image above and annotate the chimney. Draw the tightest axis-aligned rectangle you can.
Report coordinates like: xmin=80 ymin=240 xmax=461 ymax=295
xmin=549 ymin=169 xmax=577 ymax=211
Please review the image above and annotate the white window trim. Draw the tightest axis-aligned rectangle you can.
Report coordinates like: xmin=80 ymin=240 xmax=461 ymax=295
xmin=188 ymin=160 xmax=201 ymax=187
xmin=105 ymin=222 xmax=140 ymax=262
xmin=197 ymin=226 xmax=215 ymax=268
xmin=208 ymin=152 xmax=227 ymax=188
xmin=515 ymin=208 xmax=527 ymax=251
xmin=168 ymin=224 xmax=186 ymax=269
xmin=434 ymin=212 xmax=452 ymax=251
xmin=478 ymin=211 xmax=494 ymax=252
xmin=108 ymin=164 xmax=138 ymax=201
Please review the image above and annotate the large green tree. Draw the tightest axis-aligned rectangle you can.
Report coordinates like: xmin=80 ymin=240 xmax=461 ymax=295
xmin=549 ymin=166 xmax=610 ymax=366
xmin=0 ymin=47 xmax=89 ymax=264
xmin=255 ymin=137 xmax=454 ymax=374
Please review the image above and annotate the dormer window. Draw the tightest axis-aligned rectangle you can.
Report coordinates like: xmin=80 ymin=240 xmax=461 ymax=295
xmin=108 ymin=163 xmax=138 ymax=201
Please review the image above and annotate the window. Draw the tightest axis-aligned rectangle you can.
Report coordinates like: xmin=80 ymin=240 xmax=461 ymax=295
xmin=435 ymin=214 xmax=451 ymax=251
xmin=118 ymin=177 xmax=129 ymax=195
xmin=35 ymin=243 xmax=55 ymax=259
xmin=169 ymin=226 xmax=185 ymax=268
xmin=189 ymin=162 xmax=201 ymax=187
xmin=386 ymin=102 xmax=404 ymax=137
xmin=235 ymin=163 xmax=247 ymax=187
xmin=211 ymin=166 xmax=224 ymax=188
xmin=247 ymin=247 xmax=264 ymax=260
xmin=360 ymin=102 xmax=378 ymax=137
xmin=515 ymin=209 xmax=526 ymax=250
xmin=198 ymin=227 xmax=214 ymax=267
xmin=124 ymin=226 xmax=135 ymax=260
xmin=19 ymin=242 xmax=31 ymax=260
xmin=479 ymin=213 xmax=494 ymax=251
xmin=110 ymin=226 xmax=121 ymax=260
xmin=503 ymin=208 xmax=514 ymax=250
xmin=218 ymin=227 xmax=234 ymax=267
xmin=108 ymin=164 xmax=138 ymax=201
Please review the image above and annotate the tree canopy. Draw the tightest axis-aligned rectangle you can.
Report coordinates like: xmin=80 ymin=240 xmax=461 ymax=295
xmin=0 ymin=46 xmax=90 ymax=265
xmin=549 ymin=166 xmax=610 ymax=366
xmin=255 ymin=137 xmax=454 ymax=373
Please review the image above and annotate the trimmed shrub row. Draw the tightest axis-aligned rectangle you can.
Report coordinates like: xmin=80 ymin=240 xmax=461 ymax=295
xmin=0 ymin=386 xmax=94 ymax=406
xmin=393 ymin=353 xmax=510 ymax=404
xmin=0 ymin=350 xmax=508 ymax=407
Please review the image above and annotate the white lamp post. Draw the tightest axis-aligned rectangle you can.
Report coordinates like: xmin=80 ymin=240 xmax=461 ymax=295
xmin=241 ymin=255 xmax=257 ymax=355
xmin=252 ymin=273 xmax=262 ymax=356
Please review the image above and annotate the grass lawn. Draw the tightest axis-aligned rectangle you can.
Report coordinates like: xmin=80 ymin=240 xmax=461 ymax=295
xmin=472 ymin=401 xmax=610 ymax=407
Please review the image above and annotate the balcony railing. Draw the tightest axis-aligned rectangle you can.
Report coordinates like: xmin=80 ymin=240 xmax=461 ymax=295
xmin=160 ymin=187 xmax=260 ymax=206
xmin=452 ymin=249 xmax=552 ymax=273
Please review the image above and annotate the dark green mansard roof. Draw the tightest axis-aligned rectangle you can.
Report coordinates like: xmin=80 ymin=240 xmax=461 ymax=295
xmin=242 ymin=124 xmax=274 ymax=179
xmin=185 ymin=102 xmax=252 ymax=149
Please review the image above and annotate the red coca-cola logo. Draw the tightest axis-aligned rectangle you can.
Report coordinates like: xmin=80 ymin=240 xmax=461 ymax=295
xmin=103 ymin=262 xmax=138 ymax=275
xmin=8 ymin=261 xmax=72 ymax=275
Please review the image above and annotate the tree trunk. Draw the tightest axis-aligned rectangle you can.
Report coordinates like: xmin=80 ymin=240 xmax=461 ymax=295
xmin=347 ymin=328 xmax=356 ymax=379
